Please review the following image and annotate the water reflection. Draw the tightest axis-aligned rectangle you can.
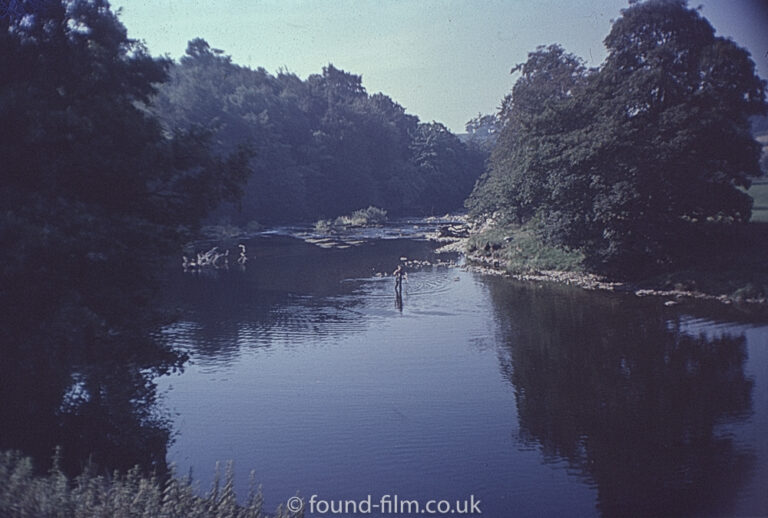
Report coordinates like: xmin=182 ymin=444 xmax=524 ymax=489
xmin=487 ymin=279 xmax=755 ymax=517
xmin=165 ymin=235 xmax=436 ymax=363
xmin=394 ymin=289 xmax=404 ymax=312
xmin=0 ymin=271 xmax=179 ymax=477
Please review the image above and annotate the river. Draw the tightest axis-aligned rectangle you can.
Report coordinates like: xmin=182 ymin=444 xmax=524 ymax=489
xmin=159 ymin=230 xmax=768 ymax=517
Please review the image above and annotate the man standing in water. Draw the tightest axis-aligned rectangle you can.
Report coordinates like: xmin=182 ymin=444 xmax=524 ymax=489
xmin=393 ymin=263 xmax=407 ymax=294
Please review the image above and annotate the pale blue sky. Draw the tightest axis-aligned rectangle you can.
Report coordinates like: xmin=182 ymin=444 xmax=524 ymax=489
xmin=111 ymin=0 xmax=768 ymax=133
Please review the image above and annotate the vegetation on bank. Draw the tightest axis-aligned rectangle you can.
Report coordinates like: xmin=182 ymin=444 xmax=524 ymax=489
xmin=466 ymin=148 xmax=768 ymax=301
xmin=0 ymin=450 xmax=302 ymax=518
xmin=466 ymin=0 xmax=767 ymax=278
xmin=463 ymin=115 xmax=768 ymax=299
xmin=465 ymin=217 xmax=768 ymax=301
xmin=467 ymin=220 xmax=584 ymax=274
xmin=314 ymin=206 xmax=388 ymax=233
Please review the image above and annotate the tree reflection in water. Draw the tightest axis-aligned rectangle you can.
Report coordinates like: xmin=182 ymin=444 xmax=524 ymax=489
xmin=488 ymin=279 xmax=754 ymax=518
xmin=0 ymin=258 xmax=183 ymax=478
xmin=164 ymin=236 xmax=437 ymax=364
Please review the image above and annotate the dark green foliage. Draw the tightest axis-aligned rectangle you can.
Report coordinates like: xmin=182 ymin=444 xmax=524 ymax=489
xmin=468 ymin=0 xmax=768 ymax=276
xmin=408 ymin=122 xmax=485 ymax=214
xmin=0 ymin=0 xmax=248 ymax=474
xmin=151 ymin=46 xmax=485 ymax=223
xmin=467 ymin=44 xmax=592 ymax=223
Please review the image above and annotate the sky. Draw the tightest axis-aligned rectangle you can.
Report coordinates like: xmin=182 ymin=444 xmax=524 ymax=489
xmin=110 ymin=0 xmax=768 ymax=133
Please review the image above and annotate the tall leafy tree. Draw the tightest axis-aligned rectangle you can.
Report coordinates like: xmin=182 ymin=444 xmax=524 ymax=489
xmin=0 ymin=0 xmax=248 ymax=473
xmin=469 ymin=0 xmax=767 ymax=274
xmin=572 ymin=0 xmax=767 ymax=271
xmin=410 ymin=121 xmax=486 ymax=214
xmin=466 ymin=45 xmax=592 ymax=222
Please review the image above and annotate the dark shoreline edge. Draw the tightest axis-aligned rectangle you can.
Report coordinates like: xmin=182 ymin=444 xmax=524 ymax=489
xmin=431 ymin=233 xmax=768 ymax=309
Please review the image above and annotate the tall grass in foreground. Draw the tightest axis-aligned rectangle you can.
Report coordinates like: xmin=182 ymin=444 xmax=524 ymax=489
xmin=0 ymin=450 xmax=303 ymax=518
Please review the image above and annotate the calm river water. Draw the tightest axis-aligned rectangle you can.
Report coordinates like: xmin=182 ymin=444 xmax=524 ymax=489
xmin=160 ymin=233 xmax=768 ymax=518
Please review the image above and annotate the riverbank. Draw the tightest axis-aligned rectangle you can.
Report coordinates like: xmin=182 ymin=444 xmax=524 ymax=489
xmin=431 ymin=217 xmax=768 ymax=307
xmin=195 ymin=213 xmax=768 ymax=307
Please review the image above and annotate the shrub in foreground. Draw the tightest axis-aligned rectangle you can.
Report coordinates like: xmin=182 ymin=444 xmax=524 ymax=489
xmin=0 ymin=450 xmax=303 ymax=518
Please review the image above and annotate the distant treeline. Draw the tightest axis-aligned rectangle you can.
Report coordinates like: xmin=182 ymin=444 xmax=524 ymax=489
xmin=151 ymin=39 xmax=486 ymax=224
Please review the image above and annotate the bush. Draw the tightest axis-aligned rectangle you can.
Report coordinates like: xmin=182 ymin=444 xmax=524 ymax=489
xmin=314 ymin=206 xmax=388 ymax=233
xmin=336 ymin=206 xmax=388 ymax=227
xmin=314 ymin=219 xmax=334 ymax=234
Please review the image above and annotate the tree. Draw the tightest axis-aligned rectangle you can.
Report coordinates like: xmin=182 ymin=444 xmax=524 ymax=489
xmin=153 ymin=49 xmax=484 ymax=222
xmin=464 ymin=112 xmax=499 ymax=152
xmin=466 ymin=45 xmax=593 ymax=223
xmin=409 ymin=122 xmax=486 ymax=214
xmin=0 ymin=0 xmax=248 ymax=474
xmin=572 ymin=0 xmax=767 ymax=271
xmin=469 ymin=0 xmax=768 ymax=274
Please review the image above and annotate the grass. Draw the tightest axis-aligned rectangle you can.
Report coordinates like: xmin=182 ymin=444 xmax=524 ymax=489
xmin=467 ymin=221 xmax=585 ymax=274
xmin=466 ymin=215 xmax=768 ymax=302
xmin=0 ymin=450 xmax=303 ymax=518
xmin=314 ymin=206 xmax=387 ymax=234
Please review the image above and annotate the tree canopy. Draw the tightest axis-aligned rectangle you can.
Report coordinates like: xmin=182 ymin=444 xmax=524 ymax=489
xmin=151 ymin=43 xmax=486 ymax=223
xmin=468 ymin=0 xmax=767 ymax=274
xmin=0 ymin=0 xmax=248 ymax=474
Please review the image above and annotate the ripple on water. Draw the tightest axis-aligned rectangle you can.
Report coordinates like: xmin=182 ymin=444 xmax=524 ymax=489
xmin=354 ymin=268 xmax=460 ymax=303
xmin=163 ymin=267 xmax=484 ymax=367
xmin=357 ymin=268 xmax=486 ymax=317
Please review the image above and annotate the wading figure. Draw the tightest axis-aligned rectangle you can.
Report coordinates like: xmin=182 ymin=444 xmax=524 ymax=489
xmin=393 ymin=264 xmax=407 ymax=295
